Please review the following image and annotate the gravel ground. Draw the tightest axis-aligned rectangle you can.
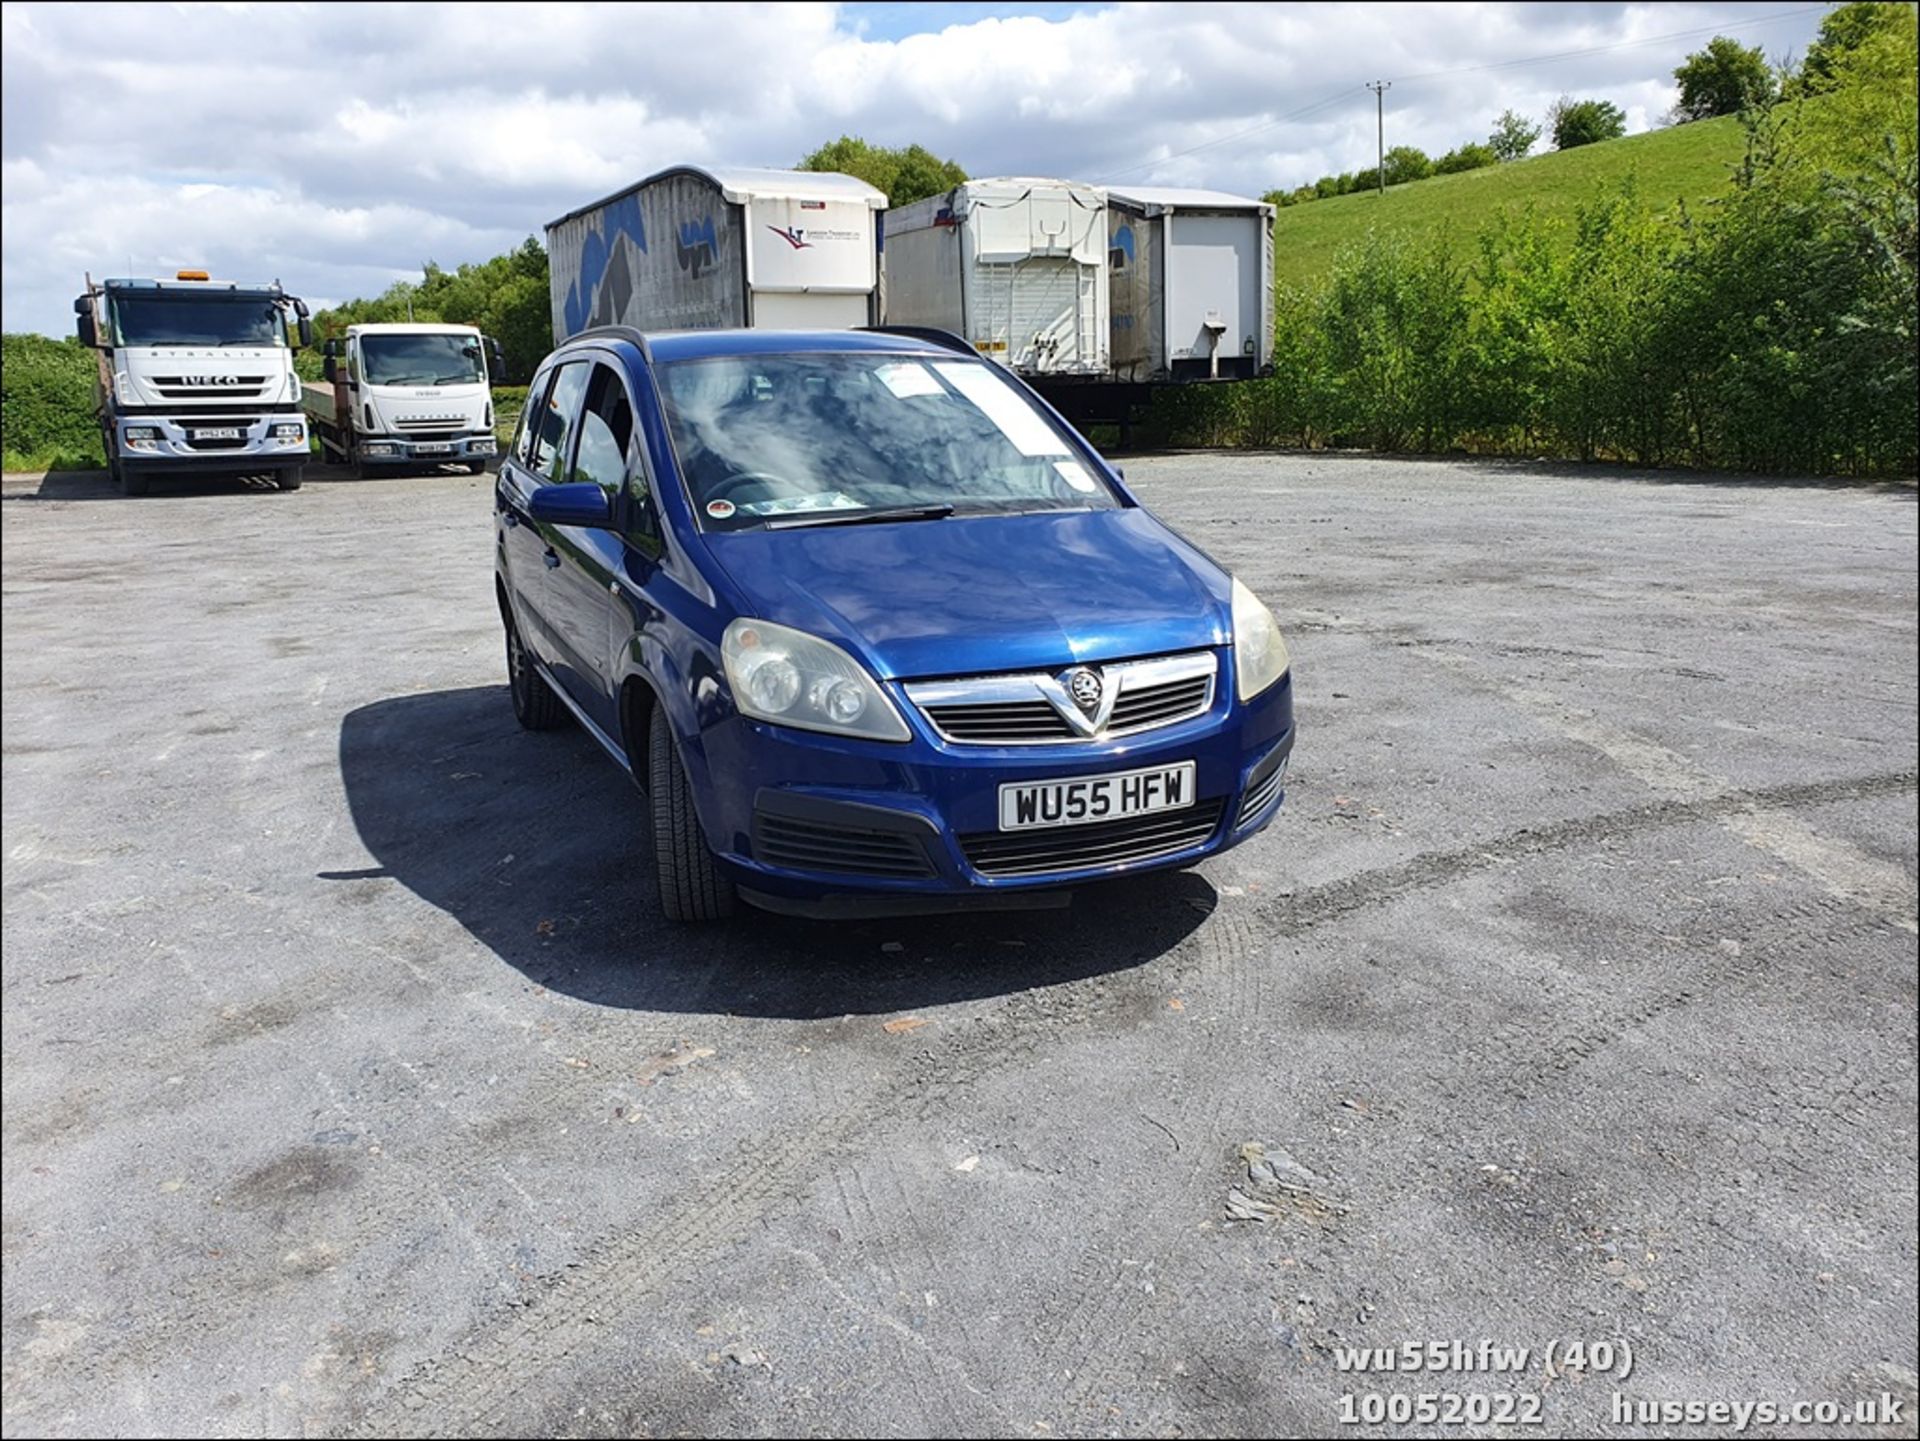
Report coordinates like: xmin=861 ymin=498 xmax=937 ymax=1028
xmin=2 ymin=454 xmax=1915 ymax=1439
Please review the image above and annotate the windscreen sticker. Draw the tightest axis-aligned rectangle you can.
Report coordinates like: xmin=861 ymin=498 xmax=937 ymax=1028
xmin=874 ymin=362 xmax=944 ymax=399
xmin=1054 ymin=461 xmax=1098 ymax=493
xmin=734 ymin=491 xmax=863 ymax=517
xmin=706 ymin=498 xmax=737 ymax=519
xmin=932 ymin=362 xmax=1070 ymax=457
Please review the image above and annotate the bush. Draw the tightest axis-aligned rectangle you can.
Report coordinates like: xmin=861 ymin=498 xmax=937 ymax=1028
xmin=1 ymin=333 xmax=103 ymax=471
xmin=1382 ymin=146 xmax=1434 ymax=186
xmin=1550 ymin=97 xmax=1629 ymax=149
xmin=1489 ymin=110 xmax=1543 ymax=162
xmin=1435 ymin=142 xmax=1499 ymax=175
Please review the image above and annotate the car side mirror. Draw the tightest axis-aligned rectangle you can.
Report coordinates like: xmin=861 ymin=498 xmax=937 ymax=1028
xmin=529 ymin=482 xmax=613 ymax=528
xmin=297 ymin=315 xmax=313 ymax=348
xmin=487 ymin=337 xmax=505 ymax=370
xmin=75 ymin=313 xmax=98 ymax=348
xmin=322 ymin=357 xmax=338 ymax=383
xmin=323 ymin=338 xmax=341 ymax=359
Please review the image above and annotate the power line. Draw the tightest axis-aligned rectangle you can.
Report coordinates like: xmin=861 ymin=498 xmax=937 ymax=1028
xmin=1097 ymin=3 xmax=1827 ymax=183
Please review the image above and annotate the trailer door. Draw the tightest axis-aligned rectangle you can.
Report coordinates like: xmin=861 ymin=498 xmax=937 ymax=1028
xmin=1166 ymin=213 xmax=1262 ymax=380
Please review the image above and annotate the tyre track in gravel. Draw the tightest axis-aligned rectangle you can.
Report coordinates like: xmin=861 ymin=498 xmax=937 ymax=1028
xmin=340 ymin=768 xmax=1914 ymax=1436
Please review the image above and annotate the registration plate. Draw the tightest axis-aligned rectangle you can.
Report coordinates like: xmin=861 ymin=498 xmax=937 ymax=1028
xmin=195 ymin=427 xmax=241 ymax=440
xmin=414 ymin=442 xmax=452 ymax=455
xmin=999 ymin=760 xmax=1197 ymax=831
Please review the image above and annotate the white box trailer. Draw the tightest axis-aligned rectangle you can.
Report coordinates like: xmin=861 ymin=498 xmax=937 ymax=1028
xmin=1105 ymin=187 xmax=1274 ymax=382
xmin=883 ymin=178 xmax=1109 ymax=377
xmin=545 ymin=165 xmax=886 ymax=342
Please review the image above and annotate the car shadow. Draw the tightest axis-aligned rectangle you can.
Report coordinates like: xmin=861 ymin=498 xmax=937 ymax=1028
xmin=335 ymin=686 xmax=1217 ymax=1019
xmin=0 ymin=467 xmax=294 ymax=501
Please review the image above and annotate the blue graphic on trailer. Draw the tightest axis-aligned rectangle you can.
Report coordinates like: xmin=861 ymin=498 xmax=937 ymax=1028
xmin=563 ymin=192 xmax=647 ymax=337
xmin=1110 ymin=224 xmax=1135 ymax=268
xmin=676 ymin=216 xmax=719 ymax=276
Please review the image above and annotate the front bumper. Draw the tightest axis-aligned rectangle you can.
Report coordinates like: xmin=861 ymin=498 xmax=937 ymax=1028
xmin=695 ymin=661 xmax=1294 ymax=912
xmin=116 ymin=414 xmax=307 ymax=469
xmin=358 ymin=432 xmax=496 ymax=462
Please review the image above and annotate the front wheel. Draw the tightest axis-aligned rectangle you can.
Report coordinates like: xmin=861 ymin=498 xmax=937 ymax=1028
xmin=276 ymin=465 xmax=304 ymax=491
xmin=463 ymin=459 xmax=488 ymax=474
xmin=648 ymin=720 xmax=735 ymax=922
xmin=119 ymin=464 xmax=151 ymax=497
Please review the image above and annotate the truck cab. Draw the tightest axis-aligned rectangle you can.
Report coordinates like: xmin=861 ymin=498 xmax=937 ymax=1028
xmin=75 ymin=271 xmax=313 ymax=496
xmin=310 ymin=324 xmax=501 ymax=476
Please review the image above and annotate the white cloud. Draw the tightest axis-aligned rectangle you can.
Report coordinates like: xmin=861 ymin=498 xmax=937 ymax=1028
xmin=1 ymin=0 xmax=1826 ymax=335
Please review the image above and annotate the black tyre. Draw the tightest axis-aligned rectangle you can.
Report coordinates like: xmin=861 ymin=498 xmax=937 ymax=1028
xmin=276 ymin=465 xmax=305 ymax=492
xmin=505 ymin=611 xmax=564 ymax=731
xmin=463 ymin=459 xmax=487 ymax=474
xmin=119 ymin=465 xmax=151 ymax=497
xmin=104 ymin=425 xmax=123 ymax=487
xmin=648 ymin=719 xmax=735 ymax=922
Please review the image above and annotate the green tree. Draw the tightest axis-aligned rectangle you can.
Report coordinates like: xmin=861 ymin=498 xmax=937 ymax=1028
xmin=1797 ymin=0 xmax=1916 ymax=93
xmin=797 ymin=136 xmax=967 ymax=205
xmin=1382 ymin=145 xmax=1433 ymax=186
xmin=1435 ymin=142 xmax=1499 ymax=175
xmin=1488 ymin=109 xmax=1542 ymax=162
xmin=1673 ymin=36 xmax=1776 ymax=120
xmin=1549 ymin=96 xmax=1629 ymax=150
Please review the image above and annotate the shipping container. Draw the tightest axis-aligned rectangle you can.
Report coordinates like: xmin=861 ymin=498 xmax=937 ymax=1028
xmin=545 ymin=165 xmax=886 ymax=342
xmin=1104 ymin=188 xmax=1274 ymax=382
xmin=882 ymin=178 xmax=1109 ymax=377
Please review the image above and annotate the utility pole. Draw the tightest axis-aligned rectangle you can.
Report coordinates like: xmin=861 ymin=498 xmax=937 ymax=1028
xmin=1367 ymin=80 xmax=1390 ymax=196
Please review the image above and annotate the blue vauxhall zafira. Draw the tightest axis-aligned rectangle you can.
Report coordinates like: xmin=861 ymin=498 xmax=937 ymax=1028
xmin=494 ymin=326 xmax=1294 ymax=921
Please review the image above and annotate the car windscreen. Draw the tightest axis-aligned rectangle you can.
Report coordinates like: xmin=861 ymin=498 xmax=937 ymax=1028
xmin=111 ymin=296 xmax=286 ymax=348
xmin=654 ymin=352 xmax=1119 ymax=530
xmin=360 ymin=334 xmax=486 ymax=387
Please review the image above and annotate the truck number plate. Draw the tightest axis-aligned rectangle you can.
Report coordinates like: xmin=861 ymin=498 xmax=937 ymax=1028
xmin=195 ymin=427 xmax=241 ymax=440
xmin=414 ymin=443 xmax=451 ymax=455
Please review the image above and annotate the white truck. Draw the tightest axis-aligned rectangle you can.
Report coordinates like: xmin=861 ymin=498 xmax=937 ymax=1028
xmin=1104 ymin=187 xmax=1275 ymax=382
xmin=546 ymin=165 xmax=888 ymax=341
xmin=881 ymin=178 xmax=1111 ymax=378
xmin=305 ymin=323 xmax=502 ymax=476
xmin=74 ymin=271 xmax=313 ymax=495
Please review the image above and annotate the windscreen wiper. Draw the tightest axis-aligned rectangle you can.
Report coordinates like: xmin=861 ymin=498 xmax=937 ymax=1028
xmin=764 ymin=504 xmax=956 ymax=531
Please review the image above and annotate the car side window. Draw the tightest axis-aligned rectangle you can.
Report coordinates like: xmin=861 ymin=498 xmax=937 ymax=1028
xmin=534 ymin=361 xmax=590 ymax=481
xmin=570 ymin=363 xmax=634 ymax=497
xmin=510 ymin=370 xmax=552 ymax=468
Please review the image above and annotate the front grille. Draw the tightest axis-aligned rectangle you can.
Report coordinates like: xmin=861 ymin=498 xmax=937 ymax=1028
xmin=184 ymin=434 xmax=248 ymax=450
xmin=1238 ymin=763 xmax=1286 ymax=826
xmin=398 ymin=429 xmax=462 ymax=443
xmin=397 ymin=415 xmax=468 ymax=430
xmin=923 ymin=699 xmax=1075 ymax=743
xmin=961 ymin=798 xmax=1225 ymax=878
xmin=753 ymin=811 xmax=935 ymax=878
xmin=908 ymin=651 xmax=1217 ymax=746
xmin=152 ymin=375 xmax=267 ymax=401
xmin=1110 ymin=673 xmax=1213 ymax=732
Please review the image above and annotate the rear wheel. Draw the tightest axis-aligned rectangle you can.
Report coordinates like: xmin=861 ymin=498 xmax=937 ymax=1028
xmin=505 ymin=610 xmax=564 ymax=731
xmin=648 ymin=719 xmax=735 ymax=922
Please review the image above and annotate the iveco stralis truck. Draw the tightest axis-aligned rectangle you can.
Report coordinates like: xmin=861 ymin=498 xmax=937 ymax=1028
xmin=306 ymin=323 xmax=502 ymax=477
xmin=74 ymin=271 xmax=313 ymax=495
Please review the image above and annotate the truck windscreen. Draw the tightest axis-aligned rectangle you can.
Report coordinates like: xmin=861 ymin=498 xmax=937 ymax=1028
xmin=112 ymin=296 xmax=286 ymax=348
xmin=361 ymin=335 xmax=485 ymax=387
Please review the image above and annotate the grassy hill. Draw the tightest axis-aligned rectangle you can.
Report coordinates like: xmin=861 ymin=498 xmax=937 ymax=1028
xmin=1270 ymin=114 xmax=1749 ymax=288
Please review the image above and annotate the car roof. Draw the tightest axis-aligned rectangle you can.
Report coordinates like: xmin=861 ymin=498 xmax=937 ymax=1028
xmin=568 ymin=328 xmax=971 ymax=365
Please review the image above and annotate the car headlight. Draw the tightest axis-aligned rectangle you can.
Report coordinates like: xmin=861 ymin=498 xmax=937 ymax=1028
xmin=1231 ymin=577 xmax=1290 ymax=701
xmin=722 ymin=618 xmax=910 ymax=742
xmin=271 ymin=422 xmax=304 ymax=440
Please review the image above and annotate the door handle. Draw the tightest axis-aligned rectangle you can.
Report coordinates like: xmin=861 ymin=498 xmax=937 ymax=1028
xmin=543 ymin=549 xmax=561 ymax=569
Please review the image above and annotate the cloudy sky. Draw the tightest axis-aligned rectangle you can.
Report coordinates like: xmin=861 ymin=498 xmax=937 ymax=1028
xmin=1 ymin=1 xmax=1827 ymax=336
